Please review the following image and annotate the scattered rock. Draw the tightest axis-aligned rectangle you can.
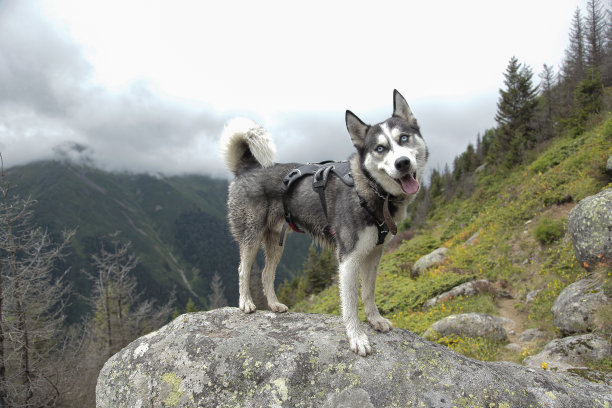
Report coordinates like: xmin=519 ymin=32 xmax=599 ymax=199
xmin=412 ymin=248 xmax=448 ymax=275
xmin=423 ymin=313 xmax=507 ymax=342
xmin=607 ymin=155 xmax=612 ymax=174
xmin=475 ymin=163 xmax=486 ymax=173
xmin=523 ymin=334 xmax=611 ymax=371
xmin=423 ymin=279 xmax=491 ymax=308
xmin=519 ymin=328 xmax=548 ymax=343
xmin=525 ymin=289 xmax=541 ymax=304
xmin=496 ymin=316 xmax=516 ymax=332
xmin=497 ymin=289 xmax=513 ymax=298
xmin=551 ymin=278 xmax=608 ymax=335
xmin=568 ymin=188 xmax=612 ymax=270
xmin=505 ymin=343 xmax=522 ymax=352
xmin=462 ymin=231 xmax=480 ymax=247
xmin=96 ymin=308 xmax=612 ymax=407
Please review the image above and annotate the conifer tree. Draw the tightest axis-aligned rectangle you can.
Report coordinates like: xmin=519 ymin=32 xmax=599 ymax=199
xmin=539 ymin=64 xmax=557 ymax=140
xmin=584 ymin=0 xmax=607 ymax=71
xmin=493 ymin=57 xmax=539 ymax=167
xmin=604 ymin=4 xmax=612 ymax=85
xmin=562 ymin=8 xmax=586 ymax=84
xmin=185 ymin=298 xmax=198 ymax=313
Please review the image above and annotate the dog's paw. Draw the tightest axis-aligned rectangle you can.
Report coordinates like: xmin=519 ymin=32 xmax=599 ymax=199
xmin=368 ymin=316 xmax=393 ymax=332
xmin=348 ymin=332 xmax=372 ymax=356
xmin=269 ymin=302 xmax=288 ymax=313
xmin=239 ymin=298 xmax=257 ymax=314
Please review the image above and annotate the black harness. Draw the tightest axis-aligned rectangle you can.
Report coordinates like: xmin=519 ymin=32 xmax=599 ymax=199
xmin=279 ymin=161 xmax=391 ymax=246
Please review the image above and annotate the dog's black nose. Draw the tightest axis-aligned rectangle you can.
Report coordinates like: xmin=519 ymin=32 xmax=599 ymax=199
xmin=395 ymin=157 xmax=411 ymax=171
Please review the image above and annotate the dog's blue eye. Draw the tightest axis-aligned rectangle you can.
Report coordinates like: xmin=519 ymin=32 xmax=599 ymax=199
xmin=376 ymin=145 xmax=385 ymax=153
xmin=400 ymin=135 xmax=409 ymax=143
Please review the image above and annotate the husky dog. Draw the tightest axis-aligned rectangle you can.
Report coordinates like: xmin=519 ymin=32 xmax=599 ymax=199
xmin=219 ymin=90 xmax=428 ymax=355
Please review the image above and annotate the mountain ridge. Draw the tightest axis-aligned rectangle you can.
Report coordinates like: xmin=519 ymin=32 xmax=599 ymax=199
xmin=5 ymin=160 xmax=310 ymax=322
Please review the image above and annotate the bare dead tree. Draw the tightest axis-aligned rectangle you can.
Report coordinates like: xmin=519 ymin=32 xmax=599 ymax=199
xmin=207 ymin=271 xmax=228 ymax=310
xmin=89 ymin=233 xmax=139 ymax=357
xmin=88 ymin=233 xmax=173 ymax=357
xmin=0 ymin=154 xmax=75 ymax=407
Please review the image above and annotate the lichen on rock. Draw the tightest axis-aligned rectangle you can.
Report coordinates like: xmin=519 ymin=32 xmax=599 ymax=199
xmin=96 ymin=308 xmax=612 ymax=407
xmin=568 ymin=188 xmax=612 ymax=270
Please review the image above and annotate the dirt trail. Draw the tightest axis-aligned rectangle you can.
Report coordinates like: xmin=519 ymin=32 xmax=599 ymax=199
xmin=497 ymin=297 xmax=527 ymax=343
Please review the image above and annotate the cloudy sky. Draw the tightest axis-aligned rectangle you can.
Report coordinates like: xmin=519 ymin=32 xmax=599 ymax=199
xmin=0 ymin=0 xmax=588 ymax=179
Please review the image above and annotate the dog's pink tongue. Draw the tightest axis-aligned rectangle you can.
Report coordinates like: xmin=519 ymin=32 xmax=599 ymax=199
xmin=401 ymin=175 xmax=419 ymax=194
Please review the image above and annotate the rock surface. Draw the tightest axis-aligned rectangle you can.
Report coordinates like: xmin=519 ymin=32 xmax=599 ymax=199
xmin=551 ymin=278 xmax=608 ymax=335
xmin=523 ymin=334 xmax=611 ymax=371
xmin=423 ymin=312 xmax=508 ymax=341
xmin=607 ymin=155 xmax=612 ymax=173
xmin=462 ymin=231 xmax=480 ymax=247
xmin=568 ymin=188 xmax=612 ymax=269
xmin=519 ymin=328 xmax=548 ymax=343
xmin=423 ymin=279 xmax=490 ymax=308
xmin=412 ymin=247 xmax=448 ymax=274
xmin=525 ymin=289 xmax=541 ymax=304
xmin=96 ymin=308 xmax=612 ymax=408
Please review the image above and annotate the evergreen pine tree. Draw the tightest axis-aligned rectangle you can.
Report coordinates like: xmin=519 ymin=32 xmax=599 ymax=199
xmin=538 ymin=64 xmax=557 ymax=140
xmin=604 ymin=3 xmax=612 ymax=85
xmin=185 ymin=298 xmax=198 ymax=313
xmin=584 ymin=0 xmax=607 ymax=71
xmin=562 ymin=8 xmax=586 ymax=83
xmin=493 ymin=57 xmax=539 ymax=167
xmin=568 ymin=67 xmax=604 ymax=135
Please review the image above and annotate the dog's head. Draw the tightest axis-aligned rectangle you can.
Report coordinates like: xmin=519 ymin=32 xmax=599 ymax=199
xmin=346 ymin=90 xmax=428 ymax=197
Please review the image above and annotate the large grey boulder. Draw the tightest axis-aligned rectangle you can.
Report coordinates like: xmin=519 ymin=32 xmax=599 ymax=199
xmin=523 ymin=334 xmax=611 ymax=371
xmin=423 ymin=279 xmax=490 ymax=308
xmin=552 ymin=278 xmax=608 ymax=335
xmin=412 ymin=247 xmax=448 ymax=274
xmin=423 ymin=312 xmax=508 ymax=341
xmin=97 ymin=308 xmax=612 ymax=407
xmin=568 ymin=188 xmax=612 ymax=269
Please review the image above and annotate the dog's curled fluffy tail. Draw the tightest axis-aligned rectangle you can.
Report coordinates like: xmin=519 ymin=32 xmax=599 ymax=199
xmin=219 ymin=118 xmax=276 ymax=176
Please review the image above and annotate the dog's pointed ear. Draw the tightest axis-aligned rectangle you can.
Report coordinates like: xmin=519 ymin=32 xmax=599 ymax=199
xmin=393 ymin=89 xmax=418 ymax=126
xmin=346 ymin=110 xmax=369 ymax=150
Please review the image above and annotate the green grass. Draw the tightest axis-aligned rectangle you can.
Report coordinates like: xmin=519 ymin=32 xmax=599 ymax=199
xmin=534 ymin=217 xmax=566 ymax=244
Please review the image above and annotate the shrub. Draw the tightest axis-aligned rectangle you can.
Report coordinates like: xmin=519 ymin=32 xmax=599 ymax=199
xmin=534 ymin=217 xmax=565 ymax=244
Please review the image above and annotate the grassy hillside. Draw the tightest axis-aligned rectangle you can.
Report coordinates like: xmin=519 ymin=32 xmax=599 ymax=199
xmin=6 ymin=161 xmax=310 ymax=321
xmin=293 ymin=114 xmax=612 ymax=363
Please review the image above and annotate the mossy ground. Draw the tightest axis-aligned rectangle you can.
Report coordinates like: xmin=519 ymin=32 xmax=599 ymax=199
xmin=295 ymin=114 xmax=612 ymax=367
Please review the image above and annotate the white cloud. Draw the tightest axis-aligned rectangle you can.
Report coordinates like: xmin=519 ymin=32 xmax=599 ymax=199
xmin=0 ymin=0 xmax=589 ymax=177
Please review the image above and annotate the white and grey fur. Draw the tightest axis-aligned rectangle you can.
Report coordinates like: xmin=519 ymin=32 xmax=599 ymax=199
xmin=219 ymin=90 xmax=428 ymax=356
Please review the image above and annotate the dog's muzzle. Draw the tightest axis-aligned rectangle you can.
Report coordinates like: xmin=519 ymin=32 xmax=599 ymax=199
xmin=394 ymin=157 xmax=419 ymax=195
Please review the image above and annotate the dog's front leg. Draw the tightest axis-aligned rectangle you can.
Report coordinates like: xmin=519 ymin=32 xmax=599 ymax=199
xmin=339 ymin=254 xmax=371 ymax=356
xmin=361 ymin=247 xmax=392 ymax=332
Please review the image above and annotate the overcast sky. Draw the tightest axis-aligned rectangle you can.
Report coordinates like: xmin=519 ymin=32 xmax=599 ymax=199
xmin=0 ymin=0 xmax=589 ymax=179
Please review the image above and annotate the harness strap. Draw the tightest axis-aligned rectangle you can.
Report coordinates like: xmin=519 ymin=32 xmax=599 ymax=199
xmin=280 ymin=161 xmax=348 ymax=246
xmin=357 ymin=193 xmax=390 ymax=246
xmin=312 ymin=165 xmax=333 ymax=220
xmin=279 ymin=160 xmax=392 ymax=247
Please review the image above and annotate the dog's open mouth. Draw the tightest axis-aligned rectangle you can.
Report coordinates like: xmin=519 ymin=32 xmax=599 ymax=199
xmin=398 ymin=172 xmax=419 ymax=195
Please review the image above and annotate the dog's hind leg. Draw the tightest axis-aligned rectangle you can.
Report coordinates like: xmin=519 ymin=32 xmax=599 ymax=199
xmin=361 ymin=247 xmax=392 ymax=332
xmin=262 ymin=229 xmax=288 ymax=313
xmin=237 ymin=241 xmax=259 ymax=313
